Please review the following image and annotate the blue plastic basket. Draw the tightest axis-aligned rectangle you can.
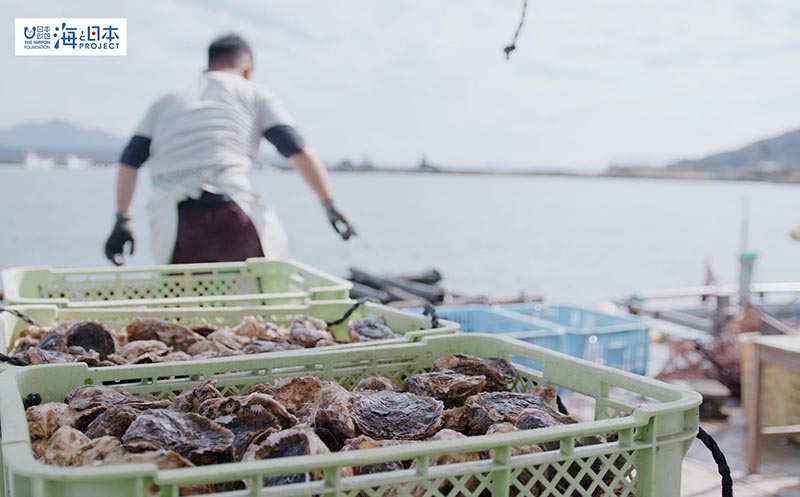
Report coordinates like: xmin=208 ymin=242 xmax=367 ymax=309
xmin=409 ymin=305 xmax=563 ymax=370
xmin=499 ymin=303 xmax=650 ymax=375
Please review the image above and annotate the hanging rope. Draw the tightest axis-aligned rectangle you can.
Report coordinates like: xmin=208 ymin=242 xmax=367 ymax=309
xmin=503 ymin=0 xmax=529 ymax=60
xmin=326 ymin=298 xmax=376 ymax=327
xmin=696 ymin=427 xmax=734 ymax=497
xmin=0 ymin=353 xmax=28 ymax=367
xmin=0 ymin=307 xmax=36 ymax=366
xmin=555 ymin=395 xmax=569 ymax=415
xmin=422 ymin=303 xmax=440 ymax=329
xmin=0 ymin=307 xmax=39 ymax=327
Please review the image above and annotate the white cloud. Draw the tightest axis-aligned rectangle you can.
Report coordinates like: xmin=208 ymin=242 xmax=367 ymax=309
xmin=3 ymin=0 xmax=800 ymax=169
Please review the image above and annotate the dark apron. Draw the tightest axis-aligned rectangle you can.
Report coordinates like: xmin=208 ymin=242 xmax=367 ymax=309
xmin=171 ymin=191 xmax=265 ymax=264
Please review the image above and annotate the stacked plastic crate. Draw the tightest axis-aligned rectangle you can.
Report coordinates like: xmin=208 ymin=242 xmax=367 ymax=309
xmin=411 ymin=303 xmax=650 ymax=375
xmin=0 ymin=259 xmax=690 ymax=497
xmin=499 ymin=303 xmax=650 ymax=375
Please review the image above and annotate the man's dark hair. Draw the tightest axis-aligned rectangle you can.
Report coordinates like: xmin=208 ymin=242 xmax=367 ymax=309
xmin=208 ymin=34 xmax=252 ymax=69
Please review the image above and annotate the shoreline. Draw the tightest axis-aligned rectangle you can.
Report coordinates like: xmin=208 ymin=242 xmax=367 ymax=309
xmin=324 ymin=166 xmax=800 ymax=185
xmin=4 ymin=161 xmax=800 ymax=185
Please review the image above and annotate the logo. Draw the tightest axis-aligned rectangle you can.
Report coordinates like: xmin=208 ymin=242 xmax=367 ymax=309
xmin=15 ymin=18 xmax=127 ymax=56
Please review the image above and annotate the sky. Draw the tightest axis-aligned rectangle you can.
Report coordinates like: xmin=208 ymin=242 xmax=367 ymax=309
xmin=4 ymin=0 xmax=800 ymax=170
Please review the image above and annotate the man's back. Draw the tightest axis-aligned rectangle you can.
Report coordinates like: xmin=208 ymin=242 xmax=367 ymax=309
xmin=136 ymin=71 xmax=292 ymax=177
xmin=105 ymin=34 xmax=354 ymax=267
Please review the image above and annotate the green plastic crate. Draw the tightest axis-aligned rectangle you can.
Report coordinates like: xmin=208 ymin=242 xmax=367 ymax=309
xmin=1 ymin=258 xmax=351 ymax=308
xmin=0 ymin=301 xmax=458 ymax=356
xmin=0 ymin=334 xmax=700 ymax=497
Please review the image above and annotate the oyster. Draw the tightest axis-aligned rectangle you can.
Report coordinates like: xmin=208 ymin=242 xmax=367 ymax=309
xmin=515 ymin=408 xmax=603 ymax=450
xmin=31 ymin=439 xmax=49 ymax=459
xmin=118 ymin=340 xmax=170 ymax=362
xmin=352 ymin=391 xmax=443 ymax=440
xmin=66 ymin=385 xmax=169 ymax=411
xmin=232 ymin=316 xmax=289 ymax=340
xmin=402 ymin=370 xmax=487 ymax=408
xmin=132 ymin=353 xmax=168 ymax=364
xmin=348 ymin=316 xmax=395 ymax=342
xmin=36 ymin=331 xmax=68 ymax=353
xmin=207 ymin=329 xmax=250 ymax=350
xmin=162 ymin=351 xmax=193 ymax=362
xmin=341 ymin=435 xmax=409 ymax=477
xmin=80 ymin=436 xmax=129 ymax=465
xmin=42 ymin=426 xmax=90 ymax=466
xmin=198 ymin=393 xmax=297 ymax=460
xmin=170 ymin=380 xmax=224 ymax=413
xmin=515 ymin=408 xmax=610 ymax=492
xmin=97 ymin=446 xmax=212 ymax=494
xmin=243 ymin=340 xmax=301 ymax=354
xmin=68 ymin=347 xmax=102 ymax=367
xmin=27 ymin=403 xmax=76 ymax=440
xmin=85 ymin=405 xmax=140 ymax=439
xmin=12 ymin=335 xmax=39 ymax=354
xmin=485 ymin=423 xmax=545 ymax=496
xmin=186 ymin=340 xmax=242 ymax=359
xmin=266 ymin=376 xmax=345 ymax=414
xmin=190 ymin=323 xmax=219 ymax=337
xmin=49 ymin=320 xmax=78 ymax=335
xmin=459 ymin=391 xmax=553 ymax=435
xmin=246 ymin=376 xmax=348 ymax=424
xmin=63 ymin=321 xmax=116 ymax=360
xmin=26 ymin=347 xmax=73 ymax=365
xmin=353 ymin=376 xmax=395 ymax=393
xmin=100 ymin=448 xmax=213 ymax=495
xmin=525 ymin=385 xmax=558 ymax=403
xmin=288 ymin=316 xmax=333 ymax=348
xmin=314 ymin=391 xmax=357 ymax=450
xmin=122 ymin=318 xmax=205 ymax=352
xmin=104 ymin=448 xmax=196 ymax=469
xmin=19 ymin=324 xmax=52 ymax=340
xmin=432 ymin=354 xmax=516 ymax=391
xmin=12 ymin=326 xmax=49 ymax=354
xmin=486 ymin=422 xmax=543 ymax=456
xmin=410 ymin=429 xmax=482 ymax=497
xmin=242 ymin=383 xmax=277 ymax=396
xmin=441 ymin=406 xmax=472 ymax=433
xmin=242 ymin=427 xmax=330 ymax=487
xmin=104 ymin=353 xmax=129 ymax=366
xmin=230 ymin=315 xmax=261 ymax=338
xmin=426 ymin=428 xmax=482 ymax=462
xmin=122 ymin=408 xmax=234 ymax=465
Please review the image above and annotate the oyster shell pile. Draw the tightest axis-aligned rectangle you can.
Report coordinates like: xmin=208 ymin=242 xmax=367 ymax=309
xmin=26 ymin=353 xmax=618 ymax=496
xmin=10 ymin=314 xmax=401 ymax=367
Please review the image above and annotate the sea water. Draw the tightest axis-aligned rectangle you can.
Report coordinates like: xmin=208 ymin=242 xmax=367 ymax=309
xmin=1 ymin=166 xmax=798 ymax=304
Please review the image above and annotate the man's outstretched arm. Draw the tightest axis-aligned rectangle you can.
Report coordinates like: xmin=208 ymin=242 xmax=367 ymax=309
xmin=291 ymin=148 xmax=357 ymax=240
xmin=104 ymin=135 xmax=149 ymax=265
xmin=264 ymin=125 xmax=356 ymax=240
xmin=116 ymin=163 xmax=138 ymax=215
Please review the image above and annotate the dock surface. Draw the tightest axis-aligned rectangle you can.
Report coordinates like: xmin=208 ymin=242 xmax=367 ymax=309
xmin=683 ymin=405 xmax=800 ymax=497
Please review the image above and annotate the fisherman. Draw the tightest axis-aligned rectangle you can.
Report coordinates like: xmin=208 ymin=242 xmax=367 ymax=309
xmin=104 ymin=34 xmax=355 ymax=265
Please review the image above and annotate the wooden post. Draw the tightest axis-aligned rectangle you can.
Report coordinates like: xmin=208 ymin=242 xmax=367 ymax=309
xmin=746 ymin=343 xmax=763 ymax=473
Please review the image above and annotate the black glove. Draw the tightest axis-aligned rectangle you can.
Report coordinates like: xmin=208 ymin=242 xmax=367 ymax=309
xmin=324 ymin=201 xmax=356 ymax=241
xmin=104 ymin=213 xmax=135 ymax=266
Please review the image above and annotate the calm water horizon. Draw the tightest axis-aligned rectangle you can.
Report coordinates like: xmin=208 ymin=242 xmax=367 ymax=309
xmin=1 ymin=166 xmax=799 ymax=304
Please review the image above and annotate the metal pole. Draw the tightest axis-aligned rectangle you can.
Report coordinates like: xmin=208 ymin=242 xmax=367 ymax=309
xmin=739 ymin=252 xmax=756 ymax=306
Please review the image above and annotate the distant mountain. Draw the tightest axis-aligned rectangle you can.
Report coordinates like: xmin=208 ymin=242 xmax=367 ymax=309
xmin=0 ymin=120 xmax=125 ymax=150
xmin=669 ymin=127 xmax=800 ymax=171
